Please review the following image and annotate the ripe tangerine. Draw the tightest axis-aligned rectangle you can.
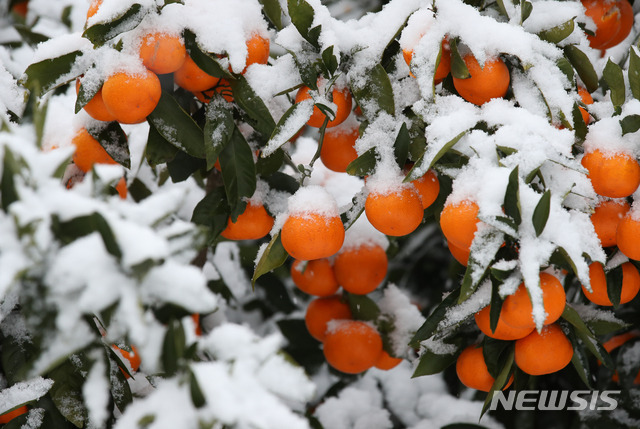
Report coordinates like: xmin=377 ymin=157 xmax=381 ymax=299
xmin=305 ymin=295 xmax=352 ymax=342
xmin=281 ymin=212 xmax=345 ymax=260
xmin=456 ymin=345 xmax=514 ymax=392
xmin=291 ymin=259 xmax=340 ymax=297
xmin=220 ymin=203 xmax=274 ymax=240
xmin=139 ymin=32 xmax=187 ymax=75
xmin=452 ymin=54 xmax=510 ymax=106
xmin=515 ymin=323 xmax=574 ymax=376
xmin=591 ymin=199 xmax=630 ymax=247
xmin=320 ymin=126 xmax=359 ymax=173
xmin=295 ymin=84 xmax=352 ymax=128
xmin=500 ymin=272 xmax=566 ymax=329
xmin=582 ymin=262 xmax=640 ymax=306
xmin=581 ymin=149 xmax=640 ymax=198
xmin=102 ymin=69 xmax=161 ymax=124
xmin=333 ymin=244 xmax=388 ymax=295
xmin=323 ymin=320 xmax=383 ymax=374
xmin=475 ymin=305 xmax=535 ymax=341
xmin=365 ymin=185 xmax=424 ymax=236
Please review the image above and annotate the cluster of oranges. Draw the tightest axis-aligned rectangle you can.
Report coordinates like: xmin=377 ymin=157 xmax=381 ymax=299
xmin=457 ymin=273 xmax=572 ymax=391
xmin=286 ymin=210 xmax=401 ymax=374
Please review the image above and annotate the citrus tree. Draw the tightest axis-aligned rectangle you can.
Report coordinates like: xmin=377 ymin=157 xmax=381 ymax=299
xmin=1 ymin=0 xmax=640 ymax=428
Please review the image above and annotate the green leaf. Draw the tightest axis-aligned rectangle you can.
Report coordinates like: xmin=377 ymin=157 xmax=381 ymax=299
xmin=252 ymin=233 xmax=288 ymax=286
xmin=556 ymin=57 xmax=575 ymax=83
xmin=449 ymin=38 xmax=470 ymax=80
xmin=288 ymin=50 xmax=318 ymax=90
xmin=259 ymin=0 xmax=283 ymax=29
xmin=346 ymin=294 xmax=381 ymax=322
xmin=629 ymin=47 xmax=640 ymax=101
xmin=21 ymin=51 xmax=83 ymax=95
xmin=257 ymin=148 xmax=286 ymax=176
xmin=562 ymin=305 xmax=614 ymax=368
xmin=489 ymin=277 xmax=505 ymax=335
xmin=537 ymin=19 xmax=575 ymax=44
xmin=183 ymin=30 xmax=232 ymax=80
xmin=495 ymin=0 xmax=509 ymax=18
xmin=287 ymin=0 xmax=320 ymax=48
xmin=189 ymin=369 xmax=206 ymax=408
xmin=204 ymin=100 xmax=235 ymax=170
xmin=563 ymin=45 xmax=598 ymax=93
xmin=567 ymin=328 xmax=593 ymax=388
xmin=145 ymin=124 xmax=178 ymax=167
xmin=349 ymin=64 xmax=395 ymax=118
xmin=51 ymin=213 xmax=122 ymax=260
xmin=162 ymin=319 xmax=186 ymax=377
xmin=482 ymin=338 xmax=512 ymax=379
xmin=75 ymin=77 xmax=102 ymax=113
xmin=147 ymin=91 xmax=205 ymax=159
xmin=87 ymin=122 xmax=131 ymax=168
xmin=481 ymin=347 xmax=514 ymax=419
xmin=587 ymin=318 xmax=630 ymax=336
xmin=393 ymin=123 xmax=410 ymax=168
xmin=520 ymin=0 xmax=532 ymax=24
xmin=49 ymin=359 xmax=88 ymax=428
xmin=265 ymin=101 xmax=311 ymax=157
xmin=346 ymin=147 xmax=377 ymax=177
xmin=231 ymin=76 xmax=277 ymax=138
xmin=620 ymin=114 xmax=640 ymax=136
xmin=603 ymin=59 xmax=625 ymax=108
xmin=83 ymin=3 xmax=144 ymax=47
xmin=191 ymin=187 xmax=230 ymax=242
xmin=572 ymin=102 xmax=588 ymax=142
xmin=405 ymin=130 xmax=467 ymax=182
xmin=532 ymin=190 xmax=550 ymax=237
xmin=219 ymin=126 xmax=257 ymax=221
xmin=1 ymin=147 xmax=19 ymax=212
xmin=412 ymin=346 xmax=460 ymax=377
xmin=321 ymin=46 xmax=338 ymax=76
xmin=503 ymin=166 xmax=521 ymax=226
xmin=605 ymin=264 xmax=623 ymax=308
xmin=409 ymin=288 xmax=460 ymax=348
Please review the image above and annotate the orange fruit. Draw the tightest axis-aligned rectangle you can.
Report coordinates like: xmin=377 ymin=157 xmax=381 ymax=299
xmin=11 ymin=1 xmax=28 ymax=18
xmin=295 ymin=84 xmax=352 ymax=128
xmin=607 ymin=0 xmax=634 ymax=47
xmin=440 ymin=199 xmax=480 ymax=251
xmin=582 ymin=0 xmax=634 ymax=50
xmin=591 ymin=199 xmax=630 ymax=247
xmin=475 ymin=306 xmax=535 ymax=340
xmin=102 ymin=69 xmax=161 ymax=124
xmin=452 ymin=54 xmax=510 ymax=106
xmin=515 ymin=323 xmax=574 ymax=375
xmin=72 ymin=127 xmax=117 ymax=173
xmin=323 ymin=320 xmax=383 ymax=374
xmin=365 ymin=186 xmax=424 ymax=236
xmin=411 ymin=169 xmax=440 ymax=209
xmin=291 ymin=259 xmax=340 ymax=297
xmin=500 ymin=272 xmax=566 ymax=329
xmin=115 ymin=177 xmax=127 ymax=199
xmin=281 ymin=212 xmax=345 ymax=260
xmin=333 ymin=244 xmax=388 ymax=295
xmin=456 ymin=345 xmax=514 ymax=392
xmin=603 ymin=331 xmax=639 ymax=352
xmin=242 ymin=33 xmax=270 ymax=72
xmin=139 ymin=32 xmax=187 ymax=74
xmin=174 ymin=54 xmax=221 ymax=93
xmin=447 ymin=240 xmax=470 ymax=266
xmin=86 ymin=0 xmax=101 ymax=19
xmin=374 ymin=349 xmax=403 ymax=370
xmin=113 ymin=344 xmax=141 ymax=378
xmin=578 ymin=86 xmax=594 ymax=125
xmin=617 ymin=212 xmax=640 ymax=260
xmin=220 ymin=203 xmax=274 ymax=240
xmin=582 ymin=262 xmax=640 ymax=306
xmin=192 ymin=313 xmax=202 ymax=336
xmin=581 ymin=149 xmax=640 ymax=198
xmin=601 ymin=331 xmax=640 ymax=383
xmin=305 ymin=295 xmax=352 ymax=342
xmin=0 ymin=405 xmax=28 ymax=424
xmin=320 ymin=126 xmax=359 ymax=173
xmin=403 ymin=38 xmax=451 ymax=82
xmin=75 ymin=79 xmax=116 ymax=122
